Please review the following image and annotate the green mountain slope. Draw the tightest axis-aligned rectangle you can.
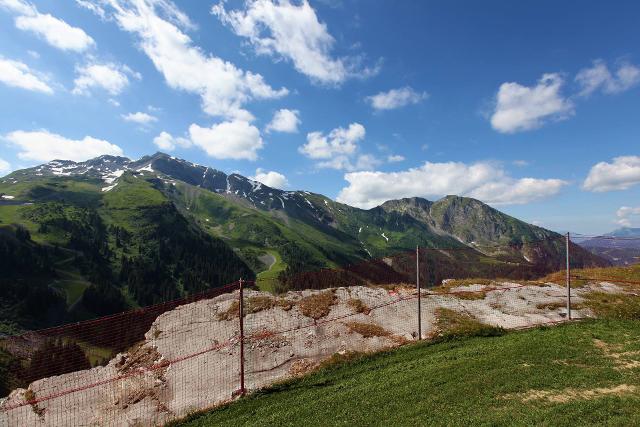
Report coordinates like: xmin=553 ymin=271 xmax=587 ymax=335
xmin=0 ymin=172 xmax=253 ymax=330
xmin=0 ymin=153 xmax=608 ymax=329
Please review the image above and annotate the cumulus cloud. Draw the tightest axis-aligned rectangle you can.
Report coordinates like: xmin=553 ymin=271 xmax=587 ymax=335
xmin=616 ymin=206 xmax=640 ymax=228
xmin=122 ymin=112 xmax=157 ymax=125
xmin=0 ymin=158 xmax=10 ymax=174
xmin=576 ymin=60 xmax=640 ymax=97
xmin=152 ymin=131 xmax=191 ymax=151
xmin=4 ymin=130 xmax=124 ymax=162
xmin=337 ymin=161 xmax=567 ymax=209
xmin=0 ymin=57 xmax=53 ymax=94
xmin=73 ymin=62 xmax=139 ymax=96
xmin=251 ymin=168 xmax=288 ymax=189
xmin=0 ymin=0 xmax=95 ymax=52
xmin=189 ymin=120 xmax=263 ymax=160
xmin=97 ymin=0 xmax=287 ymax=121
xmin=299 ymin=122 xmax=378 ymax=171
xmin=213 ymin=0 xmax=376 ymax=85
xmin=583 ymin=156 xmax=640 ymax=192
xmin=266 ymin=109 xmax=300 ymax=133
xmin=300 ymin=123 xmax=364 ymax=159
xmin=366 ymin=87 xmax=427 ymax=111
xmin=490 ymin=73 xmax=574 ymax=133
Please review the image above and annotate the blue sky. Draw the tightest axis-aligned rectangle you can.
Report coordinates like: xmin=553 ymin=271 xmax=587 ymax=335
xmin=1 ymin=0 xmax=639 ymax=234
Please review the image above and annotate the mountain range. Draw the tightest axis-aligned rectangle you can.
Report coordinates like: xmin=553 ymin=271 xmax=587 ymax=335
xmin=0 ymin=152 xmax=607 ymax=331
xmin=578 ymin=227 xmax=640 ymax=266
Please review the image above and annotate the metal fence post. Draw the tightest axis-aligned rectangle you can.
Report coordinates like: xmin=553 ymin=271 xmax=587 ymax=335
xmin=565 ymin=233 xmax=571 ymax=320
xmin=238 ymin=278 xmax=246 ymax=395
xmin=416 ymin=246 xmax=422 ymax=340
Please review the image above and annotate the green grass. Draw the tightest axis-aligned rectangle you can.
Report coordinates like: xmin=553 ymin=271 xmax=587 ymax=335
xmin=178 ymin=320 xmax=640 ymax=427
xmin=256 ymin=250 xmax=287 ymax=292
xmin=50 ymin=279 xmax=89 ymax=307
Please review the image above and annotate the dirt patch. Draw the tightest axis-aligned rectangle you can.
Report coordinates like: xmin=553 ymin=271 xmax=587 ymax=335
xmin=297 ymin=291 xmax=337 ymax=320
xmin=593 ymin=339 xmax=640 ymax=370
xmin=346 ymin=322 xmax=390 ymax=338
xmin=507 ymin=384 xmax=638 ymax=403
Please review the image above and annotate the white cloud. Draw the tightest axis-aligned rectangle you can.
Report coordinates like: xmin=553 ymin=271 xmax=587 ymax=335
xmin=99 ymin=0 xmax=287 ymax=121
xmin=189 ymin=120 xmax=263 ymax=160
xmin=1 ymin=0 xmax=95 ymax=52
xmin=122 ymin=111 xmax=158 ymax=125
xmin=366 ymin=87 xmax=427 ymax=111
xmin=0 ymin=0 xmax=33 ymax=15
xmin=213 ymin=0 xmax=375 ymax=85
xmin=75 ymin=0 xmax=106 ymax=19
xmin=152 ymin=131 xmax=191 ymax=151
xmin=387 ymin=154 xmax=405 ymax=163
xmin=491 ymin=73 xmax=574 ymax=133
xmin=251 ymin=168 xmax=288 ymax=189
xmin=0 ymin=158 xmax=10 ymax=174
xmin=0 ymin=57 xmax=53 ymax=94
xmin=266 ymin=109 xmax=300 ymax=133
xmin=5 ymin=130 xmax=124 ymax=162
xmin=337 ymin=161 xmax=567 ymax=209
xmin=299 ymin=122 xmax=377 ymax=171
xmin=583 ymin=156 xmax=640 ymax=192
xmin=300 ymin=123 xmax=364 ymax=159
xmin=616 ymin=206 xmax=640 ymax=228
xmin=576 ymin=60 xmax=640 ymax=96
xmin=73 ymin=62 xmax=138 ymax=96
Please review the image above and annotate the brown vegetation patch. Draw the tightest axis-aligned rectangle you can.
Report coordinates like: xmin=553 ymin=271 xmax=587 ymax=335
xmin=216 ymin=300 xmax=240 ymax=321
xmin=288 ymin=358 xmax=317 ymax=377
xmin=297 ymin=291 xmax=337 ymax=320
xmin=431 ymin=308 xmax=503 ymax=339
xmin=536 ymin=301 xmax=583 ymax=311
xmin=346 ymin=322 xmax=391 ymax=338
xmin=505 ymin=384 xmax=638 ymax=404
xmin=583 ymin=292 xmax=640 ymax=320
xmin=593 ymin=339 xmax=640 ymax=370
xmin=540 ymin=264 xmax=640 ymax=290
xmin=452 ymin=291 xmax=488 ymax=300
xmin=347 ymin=298 xmax=370 ymax=314
xmin=247 ymin=296 xmax=293 ymax=313
xmin=116 ymin=343 xmax=165 ymax=374
xmin=23 ymin=388 xmax=45 ymax=417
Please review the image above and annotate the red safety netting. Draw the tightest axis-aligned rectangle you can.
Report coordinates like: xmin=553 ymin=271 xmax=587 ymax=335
xmin=2 ymin=233 xmax=632 ymax=425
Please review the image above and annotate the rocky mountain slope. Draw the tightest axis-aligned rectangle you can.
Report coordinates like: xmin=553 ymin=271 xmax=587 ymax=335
xmin=0 ymin=279 xmax=626 ymax=426
xmin=0 ymin=153 xmax=607 ymax=330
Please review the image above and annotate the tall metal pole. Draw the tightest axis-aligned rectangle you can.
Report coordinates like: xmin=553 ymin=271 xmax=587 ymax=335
xmin=238 ymin=278 xmax=246 ymax=395
xmin=416 ymin=246 xmax=422 ymax=340
xmin=565 ymin=233 xmax=571 ymax=320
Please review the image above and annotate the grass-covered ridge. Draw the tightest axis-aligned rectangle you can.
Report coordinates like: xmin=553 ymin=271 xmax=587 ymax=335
xmin=177 ymin=320 xmax=640 ymax=427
